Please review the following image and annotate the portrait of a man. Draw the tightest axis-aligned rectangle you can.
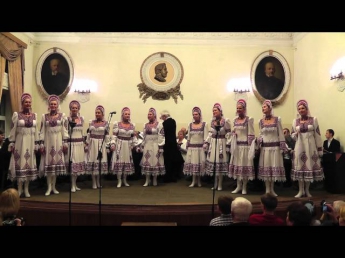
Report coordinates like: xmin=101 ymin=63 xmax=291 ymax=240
xmin=41 ymin=55 xmax=70 ymax=96
xmin=255 ymin=58 xmax=285 ymax=100
xmin=154 ymin=63 xmax=168 ymax=82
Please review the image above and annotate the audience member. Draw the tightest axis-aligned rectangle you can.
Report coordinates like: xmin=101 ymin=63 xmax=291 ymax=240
xmin=286 ymin=201 xmax=312 ymax=226
xmin=0 ymin=129 xmax=11 ymax=191
xmin=210 ymin=195 xmax=234 ymax=226
xmin=228 ymin=196 xmax=252 ymax=226
xmin=0 ymin=188 xmax=24 ymax=226
xmin=320 ymin=200 xmax=345 ymax=226
xmin=249 ymin=193 xmax=285 ymax=226
xmin=338 ymin=206 xmax=345 ymax=226
xmin=323 ymin=129 xmax=341 ymax=153
xmin=303 ymin=200 xmax=321 ymax=226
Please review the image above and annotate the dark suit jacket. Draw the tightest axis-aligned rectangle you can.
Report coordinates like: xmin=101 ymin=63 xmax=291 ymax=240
xmin=323 ymin=138 xmax=341 ymax=153
xmin=42 ymin=72 xmax=69 ymax=96
xmin=162 ymin=117 xmax=183 ymax=163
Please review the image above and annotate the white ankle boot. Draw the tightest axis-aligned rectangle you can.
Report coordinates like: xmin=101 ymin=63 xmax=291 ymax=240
xmin=295 ymin=180 xmax=304 ymax=198
xmin=232 ymin=180 xmax=243 ymax=193
xmin=189 ymin=175 xmax=196 ymax=187
xmin=143 ymin=174 xmax=150 ymax=187
xmin=52 ymin=175 xmax=59 ymax=194
xmin=18 ymin=181 xmax=23 ymax=197
xmin=117 ymin=174 xmax=122 ymax=188
xmin=270 ymin=181 xmax=278 ymax=197
xmin=24 ymin=180 xmax=30 ymax=198
xmin=45 ymin=175 xmax=52 ymax=196
xmin=123 ymin=176 xmax=130 ymax=187
xmin=265 ymin=181 xmax=270 ymax=194
xmin=197 ymin=175 xmax=202 ymax=187
xmin=71 ymin=176 xmax=76 ymax=192
xmin=153 ymin=175 xmax=157 ymax=186
xmin=305 ymin=181 xmax=312 ymax=197
xmin=92 ymin=175 xmax=97 ymax=189
xmin=217 ymin=175 xmax=223 ymax=191
xmin=242 ymin=179 xmax=248 ymax=195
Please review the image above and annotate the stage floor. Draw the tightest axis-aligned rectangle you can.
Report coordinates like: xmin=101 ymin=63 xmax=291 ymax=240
xmin=18 ymin=175 xmax=345 ymax=206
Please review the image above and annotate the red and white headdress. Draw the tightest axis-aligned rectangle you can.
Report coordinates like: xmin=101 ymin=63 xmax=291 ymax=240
xmin=192 ymin=106 xmax=202 ymax=122
xmin=296 ymin=99 xmax=311 ymax=117
xmin=95 ymin=105 xmax=105 ymax=115
xmin=148 ymin=107 xmax=157 ymax=119
xmin=21 ymin=93 xmax=32 ymax=104
xmin=69 ymin=100 xmax=81 ymax=110
xmin=48 ymin=94 xmax=60 ymax=105
xmin=121 ymin=107 xmax=131 ymax=122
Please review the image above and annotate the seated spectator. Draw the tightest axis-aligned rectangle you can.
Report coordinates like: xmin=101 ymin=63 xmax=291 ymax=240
xmin=303 ymin=200 xmax=321 ymax=226
xmin=286 ymin=201 xmax=312 ymax=226
xmin=228 ymin=197 xmax=252 ymax=226
xmin=0 ymin=188 xmax=24 ymax=226
xmin=320 ymin=200 xmax=345 ymax=226
xmin=210 ymin=195 xmax=234 ymax=226
xmin=249 ymin=193 xmax=285 ymax=226
xmin=323 ymin=129 xmax=341 ymax=153
xmin=339 ymin=206 xmax=345 ymax=226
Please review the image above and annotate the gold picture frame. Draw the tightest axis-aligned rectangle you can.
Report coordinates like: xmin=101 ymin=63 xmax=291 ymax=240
xmin=251 ymin=50 xmax=290 ymax=105
xmin=35 ymin=47 xmax=74 ymax=102
xmin=137 ymin=52 xmax=184 ymax=103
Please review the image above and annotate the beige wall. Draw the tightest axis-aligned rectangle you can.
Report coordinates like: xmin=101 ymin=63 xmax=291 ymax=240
xmin=8 ymin=32 xmax=344 ymax=151
xmin=294 ymin=33 xmax=345 ymax=151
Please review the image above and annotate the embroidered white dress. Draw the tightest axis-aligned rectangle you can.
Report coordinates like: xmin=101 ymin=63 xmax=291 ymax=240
xmin=204 ymin=118 xmax=231 ymax=176
xmin=85 ymin=120 xmax=110 ymax=175
xmin=183 ymin=122 xmax=208 ymax=176
xmin=39 ymin=113 xmax=69 ymax=177
xmin=291 ymin=117 xmax=324 ymax=182
xmin=110 ymin=121 xmax=136 ymax=175
xmin=139 ymin=121 xmax=165 ymax=176
xmin=257 ymin=116 xmax=286 ymax=182
xmin=8 ymin=112 xmax=39 ymax=182
xmin=64 ymin=116 xmax=86 ymax=176
xmin=228 ymin=116 xmax=255 ymax=181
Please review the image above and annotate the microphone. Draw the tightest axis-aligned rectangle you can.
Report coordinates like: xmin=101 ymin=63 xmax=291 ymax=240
xmin=69 ymin=117 xmax=76 ymax=128
xmin=110 ymin=111 xmax=116 ymax=115
xmin=215 ymin=120 xmax=221 ymax=132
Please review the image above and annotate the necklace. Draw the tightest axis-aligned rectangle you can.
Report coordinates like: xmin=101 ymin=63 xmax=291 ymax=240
xmin=301 ymin=116 xmax=308 ymax=121
xmin=265 ymin=115 xmax=272 ymax=120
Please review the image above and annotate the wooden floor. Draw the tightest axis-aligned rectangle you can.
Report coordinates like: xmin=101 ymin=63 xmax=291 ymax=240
xmin=16 ymin=175 xmax=345 ymax=226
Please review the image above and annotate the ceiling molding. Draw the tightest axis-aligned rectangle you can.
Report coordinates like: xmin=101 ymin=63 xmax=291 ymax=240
xmin=24 ymin=32 xmax=295 ymax=46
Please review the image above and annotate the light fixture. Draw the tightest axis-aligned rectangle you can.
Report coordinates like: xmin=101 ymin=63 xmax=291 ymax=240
xmin=233 ymin=89 xmax=250 ymax=93
xmin=330 ymin=71 xmax=344 ymax=80
xmin=74 ymin=89 xmax=91 ymax=103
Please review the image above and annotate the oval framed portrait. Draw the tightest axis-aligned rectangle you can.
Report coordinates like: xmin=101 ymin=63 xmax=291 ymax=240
xmin=250 ymin=50 xmax=290 ymax=105
xmin=35 ymin=47 xmax=74 ymax=102
xmin=138 ymin=52 xmax=184 ymax=103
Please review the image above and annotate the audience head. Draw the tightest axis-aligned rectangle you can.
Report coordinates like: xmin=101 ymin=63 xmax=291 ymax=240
xmin=260 ymin=193 xmax=278 ymax=212
xmin=339 ymin=206 xmax=345 ymax=226
xmin=0 ymin=188 xmax=20 ymax=220
xmin=217 ymin=195 xmax=234 ymax=215
xmin=286 ymin=201 xmax=312 ymax=226
xmin=325 ymin=129 xmax=335 ymax=139
xmin=231 ymin=197 xmax=253 ymax=222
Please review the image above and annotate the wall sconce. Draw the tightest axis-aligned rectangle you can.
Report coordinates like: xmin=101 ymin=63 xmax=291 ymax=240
xmin=74 ymin=89 xmax=91 ymax=103
xmin=233 ymin=89 xmax=250 ymax=93
xmin=330 ymin=71 xmax=344 ymax=80
xmin=233 ymin=88 xmax=250 ymax=101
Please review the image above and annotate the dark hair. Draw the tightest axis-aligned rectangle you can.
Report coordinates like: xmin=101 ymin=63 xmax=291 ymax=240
xmin=261 ymin=193 xmax=278 ymax=212
xmin=287 ymin=201 xmax=312 ymax=226
xmin=0 ymin=129 xmax=4 ymax=135
xmin=217 ymin=195 xmax=234 ymax=215
xmin=283 ymin=128 xmax=290 ymax=133
xmin=327 ymin=129 xmax=334 ymax=137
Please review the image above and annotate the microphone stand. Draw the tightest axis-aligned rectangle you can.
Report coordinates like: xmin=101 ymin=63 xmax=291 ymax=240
xmin=97 ymin=112 xmax=114 ymax=226
xmin=68 ymin=118 xmax=76 ymax=226
xmin=211 ymin=124 xmax=221 ymax=219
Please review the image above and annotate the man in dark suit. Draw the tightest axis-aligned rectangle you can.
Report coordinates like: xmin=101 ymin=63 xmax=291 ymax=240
xmin=42 ymin=58 xmax=69 ymax=96
xmin=323 ymin=129 xmax=341 ymax=153
xmin=0 ymin=130 xmax=12 ymax=191
xmin=160 ymin=110 xmax=184 ymax=183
